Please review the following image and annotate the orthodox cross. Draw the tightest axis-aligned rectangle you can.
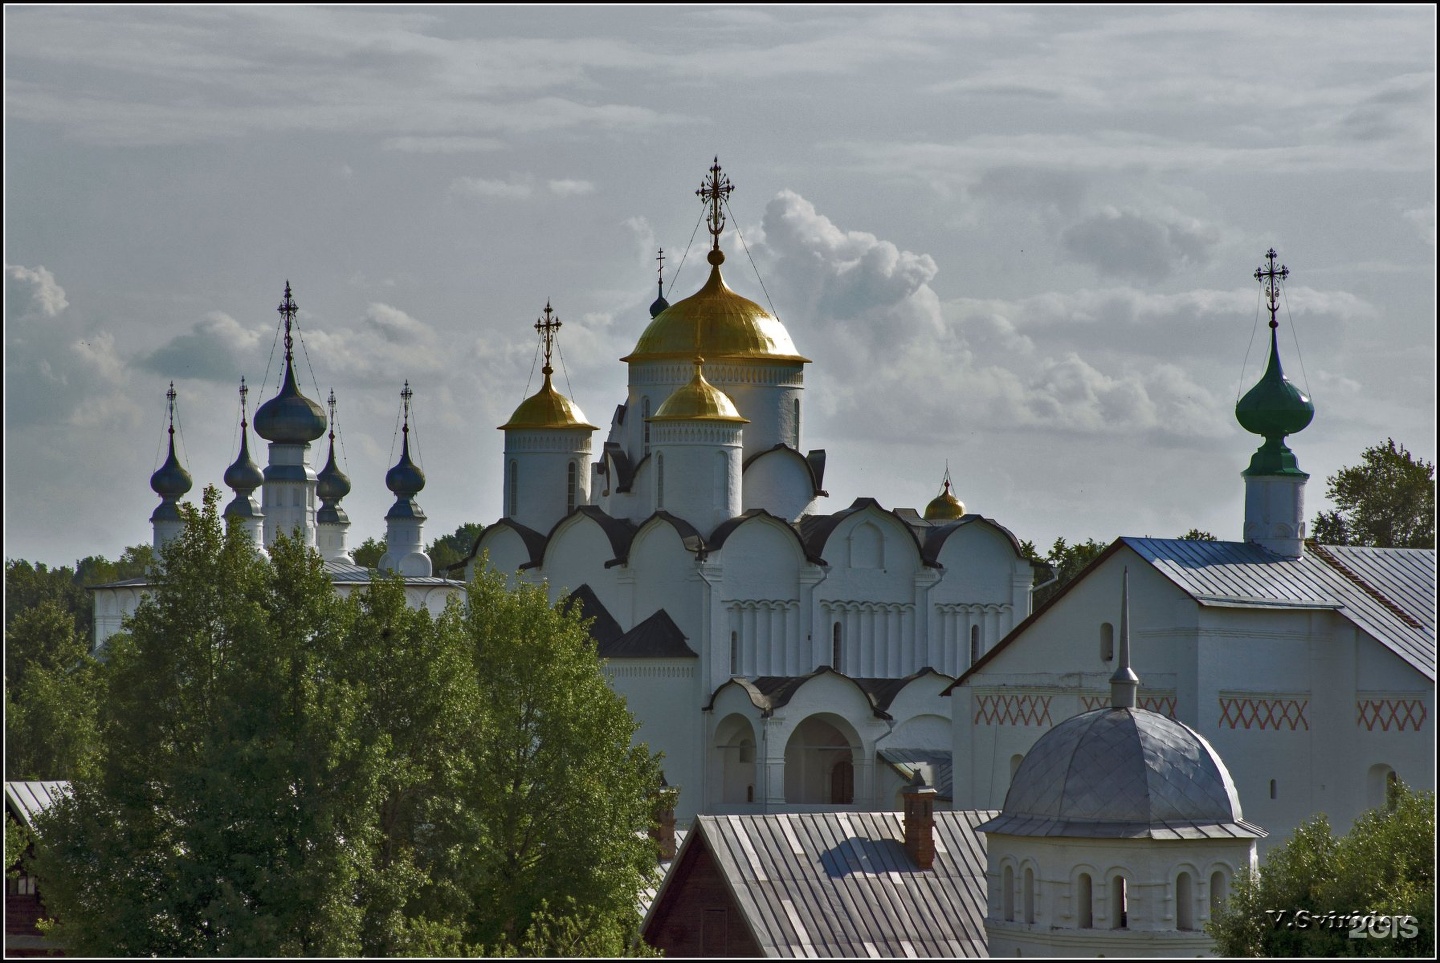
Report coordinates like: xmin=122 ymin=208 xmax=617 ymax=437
xmin=166 ymin=381 xmax=177 ymax=439
xmin=656 ymin=247 xmax=666 ymax=292
xmin=1254 ymin=248 xmax=1288 ymax=329
xmin=239 ymin=376 xmax=250 ymax=429
xmin=277 ymin=281 xmax=298 ymax=357
xmin=400 ymin=380 xmax=413 ymax=435
xmin=327 ymin=388 xmax=338 ymax=443
xmin=696 ymin=157 xmax=734 ymax=249
xmin=535 ymin=301 xmax=562 ymax=375
xmin=942 ymin=461 xmax=954 ymax=495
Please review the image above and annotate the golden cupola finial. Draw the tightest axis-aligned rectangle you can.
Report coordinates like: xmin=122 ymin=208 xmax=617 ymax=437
xmin=650 ymin=356 xmax=749 ymax=423
xmin=623 ymin=159 xmax=809 ymax=365
xmin=499 ymin=301 xmax=597 ymax=431
xmin=923 ymin=464 xmax=966 ymax=521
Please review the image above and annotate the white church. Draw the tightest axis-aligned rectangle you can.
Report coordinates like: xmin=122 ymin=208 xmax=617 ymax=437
xmin=99 ymin=163 xmax=1433 ymax=851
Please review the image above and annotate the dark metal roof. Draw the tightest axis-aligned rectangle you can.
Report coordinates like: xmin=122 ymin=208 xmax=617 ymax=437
xmin=5 ymin=781 xmax=70 ymax=832
xmin=708 ymin=508 xmax=821 ymax=562
xmin=599 ymin=608 xmax=697 ymax=659
xmin=798 ymin=498 xmax=938 ymax=569
xmin=708 ymin=668 xmax=894 ymax=719
xmin=851 ymin=668 xmax=954 ymax=713
xmin=950 ymin=537 xmax=1436 ymax=690
xmin=979 ymin=707 xmax=1264 ymax=840
xmin=453 ymin=517 xmax=548 ymax=575
xmin=322 ymin=559 xmax=463 ymax=587
xmin=878 ymin=749 xmax=954 ymax=802
xmin=1127 ymin=537 xmax=1435 ymax=681
xmin=647 ymin=810 xmax=997 ymax=957
xmin=741 ymin=443 xmax=828 ymax=497
xmin=562 ymin=584 xmax=624 ymax=649
xmin=543 ymin=506 xmax=637 ymax=567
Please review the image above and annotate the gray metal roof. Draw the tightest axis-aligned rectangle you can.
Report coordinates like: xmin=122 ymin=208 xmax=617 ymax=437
xmin=1125 ymin=537 xmax=1436 ymax=681
xmin=979 ymin=707 xmax=1264 ymax=840
xmin=877 ymin=749 xmax=954 ymax=802
xmin=648 ymin=809 xmax=997 ymax=957
xmin=599 ymin=608 xmax=697 ymax=658
xmin=4 ymin=781 xmax=70 ymax=832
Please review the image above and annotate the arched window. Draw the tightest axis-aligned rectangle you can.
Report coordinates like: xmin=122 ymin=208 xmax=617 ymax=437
xmin=655 ymin=451 xmax=664 ymax=509
xmin=1270 ymin=779 xmax=1277 ymax=800
xmin=730 ymin=630 xmax=739 ymax=675
xmin=970 ymin=624 xmax=981 ymax=666
xmin=1023 ymin=866 xmax=1036 ymax=923
xmin=832 ymin=621 xmax=842 ymax=670
xmin=642 ymin=396 xmax=651 ymax=452
xmin=1101 ymin=622 xmax=1114 ymax=662
xmin=1209 ymin=870 xmax=1227 ymax=919
xmin=1111 ymin=875 xmax=1127 ymax=929
xmin=566 ymin=461 xmax=577 ymax=512
xmin=1077 ymin=873 xmax=1093 ymax=928
xmin=507 ymin=460 xmax=518 ymax=517
xmin=1368 ymin=763 xmax=1397 ymax=811
xmin=793 ymin=398 xmax=801 ymax=448
xmin=1003 ymin=865 xmax=1015 ymax=922
xmin=1177 ymin=872 xmax=1194 ymax=930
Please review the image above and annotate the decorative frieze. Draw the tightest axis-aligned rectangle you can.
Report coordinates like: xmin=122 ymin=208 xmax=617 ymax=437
xmin=974 ymin=692 xmax=1053 ymax=727
xmin=1217 ymin=694 xmax=1309 ymax=731
xmin=1356 ymin=697 xmax=1427 ymax=732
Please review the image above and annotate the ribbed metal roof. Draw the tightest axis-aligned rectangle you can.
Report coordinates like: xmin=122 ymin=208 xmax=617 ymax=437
xmin=599 ymin=609 xmax=697 ymax=659
xmin=978 ymin=707 xmax=1264 ymax=840
xmin=1125 ymin=537 xmax=1435 ymax=681
xmin=4 ymin=781 xmax=70 ymax=832
xmin=878 ymin=749 xmax=954 ymax=802
xmin=647 ymin=810 xmax=996 ymax=957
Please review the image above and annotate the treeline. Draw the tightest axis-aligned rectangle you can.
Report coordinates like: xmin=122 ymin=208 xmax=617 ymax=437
xmin=10 ymin=490 xmax=664 ymax=956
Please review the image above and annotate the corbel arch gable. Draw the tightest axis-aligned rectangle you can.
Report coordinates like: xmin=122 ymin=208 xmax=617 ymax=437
xmin=540 ymin=505 xmax=636 ymax=570
xmin=804 ymin=498 xmax=929 ymax=572
xmin=458 ymin=518 xmax=547 ymax=577
xmin=630 ymin=511 xmax=706 ymax=561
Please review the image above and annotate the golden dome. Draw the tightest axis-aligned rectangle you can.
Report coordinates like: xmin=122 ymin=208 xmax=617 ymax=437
xmin=650 ymin=359 xmax=749 ymax=423
xmin=924 ymin=477 xmax=965 ymax=521
xmin=622 ymin=253 xmax=809 ymax=365
xmin=499 ymin=371 xmax=597 ymax=431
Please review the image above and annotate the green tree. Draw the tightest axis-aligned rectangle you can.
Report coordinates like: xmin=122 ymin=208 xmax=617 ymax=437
xmin=1180 ymin=528 xmax=1218 ymax=541
xmin=5 ymin=599 xmax=104 ymax=781
xmin=455 ymin=567 xmax=663 ymax=953
xmin=353 ymin=536 xmax=386 ymax=568
xmin=31 ymin=496 xmax=663 ymax=957
xmin=1208 ymin=781 xmax=1434 ymax=956
xmin=1032 ymin=536 xmax=1109 ymax=608
xmin=427 ymin=522 xmax=486 ymax=574
xmin=1312 ymin=439 xmax=1435 ymax=548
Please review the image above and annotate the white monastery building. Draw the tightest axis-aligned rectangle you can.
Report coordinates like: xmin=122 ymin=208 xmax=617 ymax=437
xmin=97 ymin=167 xmax=1433 ymax=846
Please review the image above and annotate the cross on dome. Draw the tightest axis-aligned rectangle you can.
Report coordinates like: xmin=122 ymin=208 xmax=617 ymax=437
xmin=697 ymin=157 xmax=734 ymax=258
xmin=1254 ymin=248 xmax=1288 ymax=330
xmin=534 ymin=301 xmax=562 ymax=376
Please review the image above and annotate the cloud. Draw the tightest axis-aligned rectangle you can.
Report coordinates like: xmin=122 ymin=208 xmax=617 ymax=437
xmin=6 ymin=263 xmax=69 ymax=318
xmin=5 ymin=264 xmax=137 ymax=429
xmin=142 ymin=312 xmax=265 ymax=382
xmin=382 ymin=135 xmax=505 ymax=153
xmin=1403 ymin=205 xmax=1435 ymax=246
xmin=450 ymin=176 xmax=534 ymax=200
xmin=548 ymin=179 xmax=594 ymax=197
xmin=1060 ymin=208 xmax=1219 ymax=280
xmin=300 ymin=302 xmax=445 ymax=382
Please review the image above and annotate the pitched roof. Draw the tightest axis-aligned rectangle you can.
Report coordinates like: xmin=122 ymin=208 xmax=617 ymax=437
xmin=5 ymin=781 xmax=70 ymax=832
xmin=878 ymin=749 xmax=954 ymax=802
xmin=599 ymin=608 xmax=697 ymax=658
xmin=1127 ymin=537 xmax=1435 ymax=681
xmin=563 ymin=584 xmax=624 ymax=649
xmin=952 ymin=537 xmax=1436 ymax=688
xmin=645 ymin=809 xmax=996 ymax=957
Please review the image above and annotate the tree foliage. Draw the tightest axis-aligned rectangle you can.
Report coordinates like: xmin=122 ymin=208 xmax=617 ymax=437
xmin=427 ymin=522 xmax=485 ymax=574
xmin=1180 ymin=528 xmax=1218 ymax=541
xmin=30 ymin=491 xmax=662 ymax=957
xmin=1208 ymin=781 xmax=1435 ymax=957
xmin=352 ymin=536 xmax=386 ymax=569
xmin=1312 ymin=438 xmax=1435 ymax=548
xmin=1030 ymin=536 xmax=1109 ymax=608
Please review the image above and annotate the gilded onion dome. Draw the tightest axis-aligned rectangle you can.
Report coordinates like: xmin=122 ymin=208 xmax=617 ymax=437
xmin=622 ymin=250 xmax=809 ymax=364
xmin=254 ymin=283 xmax=327 ymax=445
xmin=499 ymin=371 xmax=598 ymax=430
xmin=650 ymin=358 xmax=749 ymax=423
xmin=923 ymin=475 xmax=965 ymax=521
xmin=1235 ymin=250 xmax=1314 ymax=476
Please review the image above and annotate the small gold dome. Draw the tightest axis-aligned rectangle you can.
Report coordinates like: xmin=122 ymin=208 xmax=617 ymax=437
xmin=622 ymin=258 xmax=809 ymax=365
xmin=650 ymin=359 xmax=749 ymax=423
xmin=499 ymin=372 xmax=597 ymax=431
xmin=924 ymin=477 xmax=965 ymax=521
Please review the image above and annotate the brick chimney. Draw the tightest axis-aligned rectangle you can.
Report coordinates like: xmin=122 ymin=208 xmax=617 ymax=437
xmin=650 ymin=776 xmax=678 ymax=861
xmin=902 ymin=772 xmax=938 ymax=870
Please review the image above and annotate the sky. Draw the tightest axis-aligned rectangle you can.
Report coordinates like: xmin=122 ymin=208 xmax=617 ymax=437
xmin=4 ymin=5 xmax=1435 ymax=570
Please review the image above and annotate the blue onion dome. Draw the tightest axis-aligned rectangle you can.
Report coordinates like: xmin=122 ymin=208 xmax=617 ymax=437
xmin=224 ymin=430 xmax=264 ymax=494
xmin=150 ymin=435 xmax=192 ymax=498
xmin=1236 ymin=327 xmax=1314 ymax=441
xmin=254 ymin=362 xmax=328 ymax=444
xmin=316 ymin=438 xmax=352 ymax=503
xmin=386 ymin=432 xmax=425 ymax=498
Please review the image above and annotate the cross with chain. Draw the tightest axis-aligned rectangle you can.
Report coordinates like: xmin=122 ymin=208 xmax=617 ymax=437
xmin=277 ymin=281 xmax=298 ymax=355
xmin=327 ymin=388 xmax=338 ymax=442
xmin=696 ymin=157 xmax=734 ymax=248
xmin=535 ymin=301 xmax=562 ymax=375
xmin=400 ymin=380 xmax=413 ymax=435
xmin=656 ymin=247 xmax=665 ymax=286
xmin=239 ymin=376 xmax=250 ymax=429
xmin=166 ymin=381 xmax=177 ymax=438
xmin=1254 ymin=248 xmax=1288 ymax=329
